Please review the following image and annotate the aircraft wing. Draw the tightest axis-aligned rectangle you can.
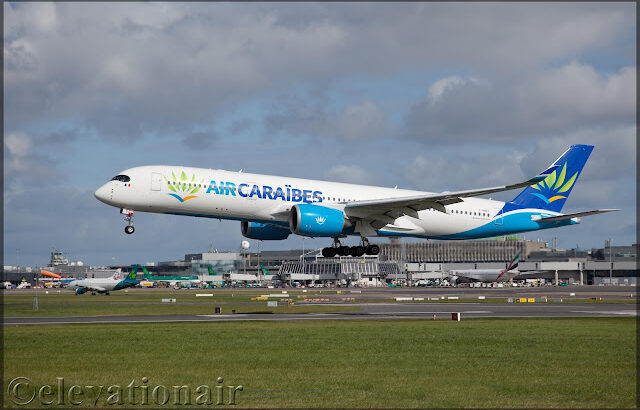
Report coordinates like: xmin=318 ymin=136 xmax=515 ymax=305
xmin=84 ymin=285 xmax=107 ymax=292
xmin=531 ymin=209 xmax=619 ymax=223
xmin=343 ymin=166 xmax=559 ymax=221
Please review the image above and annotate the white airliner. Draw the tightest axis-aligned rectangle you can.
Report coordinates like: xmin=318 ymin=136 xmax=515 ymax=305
xmin=95 ymin=145 xmax=616 ymax=257
xmin=67 ymin=268 xmax=139 ymax=295
xmin=448 ymin=253 xmax=523 ymax=284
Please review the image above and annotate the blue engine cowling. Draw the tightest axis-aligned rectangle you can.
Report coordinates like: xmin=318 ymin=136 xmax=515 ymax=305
xmin=75 ymin=287 xmax=88 ymax=295
xmin=289 ymin=204 xmax=351 ymax=237
xmin=241 ymin=222 xmax=291 ymax=240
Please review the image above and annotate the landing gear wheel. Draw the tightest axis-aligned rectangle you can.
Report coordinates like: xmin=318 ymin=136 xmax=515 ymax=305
xmin=366 ymin=244 xmax=380 ymax=255
xmin=320 ymin=237 xmax=345 ymax=258
xmin=322 ymin=248 xmax=334 ymax=257
xmin=123 ymin=209 xmax=135 ymax=235
xmin=354 ymin=246 xmax=366 ymax=257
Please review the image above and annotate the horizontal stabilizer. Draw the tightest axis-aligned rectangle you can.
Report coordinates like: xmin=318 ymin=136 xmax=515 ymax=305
xmin=533 ymin=209 xmax=619 ymax=223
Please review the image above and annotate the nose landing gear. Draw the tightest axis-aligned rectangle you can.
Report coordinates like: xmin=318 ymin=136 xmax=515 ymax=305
xmin=121 ymin=208 xmax=135 ymax=234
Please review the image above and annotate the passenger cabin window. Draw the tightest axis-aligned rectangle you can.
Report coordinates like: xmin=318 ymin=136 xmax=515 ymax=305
xmin=111 ymin=175 xmax=130 ymax=182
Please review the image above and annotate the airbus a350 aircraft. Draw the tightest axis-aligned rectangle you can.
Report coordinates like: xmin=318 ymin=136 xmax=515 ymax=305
xmin=95 ymin=145 xmax=616 ymax=257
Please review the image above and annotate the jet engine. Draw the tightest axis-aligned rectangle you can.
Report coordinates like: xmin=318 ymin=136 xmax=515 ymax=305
xmin=289 ymin=204 xmax=352 ymax=237
xmin=241 ymin=222 xmax=291 ymax=240
xmin=75 ymin=287 xmax=88 ymax=295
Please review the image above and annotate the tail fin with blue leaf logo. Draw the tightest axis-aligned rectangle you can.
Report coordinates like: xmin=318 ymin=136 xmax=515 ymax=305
xmin=506 ymin=145 xmax=593 ymax=213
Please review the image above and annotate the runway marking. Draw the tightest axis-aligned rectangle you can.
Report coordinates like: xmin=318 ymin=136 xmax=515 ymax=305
xmin=571 ymin=310 xmax=637 ymax=316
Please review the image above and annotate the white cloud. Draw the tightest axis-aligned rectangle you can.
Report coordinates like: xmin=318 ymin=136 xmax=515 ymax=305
xmin=427 ymin=76 xmax=488 ymax=105
xmin=5 ymin=132 xmax=32 ymax=157
xmin=4 ymin=3 xmax=634 ymax=138
xmin=4 ymin=131 xmax=61 ymax=187
xmin=524 ymin=62 xmax=635 ymax=125
xmin=405 ymin=62 xmax=635 ymax=142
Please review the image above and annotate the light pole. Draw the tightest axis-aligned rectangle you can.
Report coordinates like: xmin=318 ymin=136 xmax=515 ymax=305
xmin=257 ymin=241 xmax=261 ymax=286
xmin=608 ymin=238 xmax=613 ymax=285
xmin=302 ymin=237 xmax=306 ymax=275
xmin=241 ymin=241 xmax=250 ymax=279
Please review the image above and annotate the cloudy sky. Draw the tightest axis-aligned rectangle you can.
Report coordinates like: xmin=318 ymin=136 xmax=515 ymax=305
xmin=4 ymin=2 xmax=636 ymax=267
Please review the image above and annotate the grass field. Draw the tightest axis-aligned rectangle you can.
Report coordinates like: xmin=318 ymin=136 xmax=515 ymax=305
xmin=3 ymin=291 xmax=357 ymax=317
xmin=3 ymin=318 xmax=636 ymax=408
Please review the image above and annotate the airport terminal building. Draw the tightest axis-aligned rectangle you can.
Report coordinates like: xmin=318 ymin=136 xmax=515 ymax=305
xmin=4 ymin=240 xmax=637 ymax=287
xmin=139 ymin=238 xmax=637 ymax=287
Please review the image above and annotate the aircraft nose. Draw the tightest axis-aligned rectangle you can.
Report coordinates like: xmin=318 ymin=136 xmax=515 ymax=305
xmin=94 ymin=184 xmax=110 ymax=203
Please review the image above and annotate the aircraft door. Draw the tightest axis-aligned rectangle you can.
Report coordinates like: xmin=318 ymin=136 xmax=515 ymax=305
xmin=494 ymin=209 xmax=503 ymax=225
xmin=151 ymin=173 xmax=162 ymax=191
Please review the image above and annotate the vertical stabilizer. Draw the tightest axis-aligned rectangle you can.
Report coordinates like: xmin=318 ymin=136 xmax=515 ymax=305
xmin=507 ymin=145 xmax=593 ymax=213
xmin=126 ymin=266 xmax=138 ymax=281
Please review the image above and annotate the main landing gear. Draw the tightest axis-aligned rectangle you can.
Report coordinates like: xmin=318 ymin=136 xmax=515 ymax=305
xmin=321 ymin=237 xmax=380 ymax=258
xmin=122 ymin=208 xmax=135 ymax=234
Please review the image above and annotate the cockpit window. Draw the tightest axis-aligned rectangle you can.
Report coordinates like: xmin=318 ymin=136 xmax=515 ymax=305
xmin=111 ymin=175 xmax=131 ymax=182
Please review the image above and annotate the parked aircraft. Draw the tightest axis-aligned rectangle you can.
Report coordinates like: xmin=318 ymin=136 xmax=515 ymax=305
xmin=260 ymin=265 xmax=271 ymax=276
xmin=40 ymin=270 xmax=77 ymax=287
xmin=140 ymin=265 xmax=199 ymax=286
xmin=68 ymin=268 xmax=138 ymax=295
xmin=448 ymin=252 xmax=523 ymax=284
xmin=95 ymin=145 xmax=617 ymax=257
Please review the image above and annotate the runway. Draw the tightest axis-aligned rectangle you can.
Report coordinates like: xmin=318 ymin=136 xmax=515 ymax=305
xmin=348 ymin=285 xmax=637 ymax=300
xmin=5 ymin=301 xmax=636 ymax=325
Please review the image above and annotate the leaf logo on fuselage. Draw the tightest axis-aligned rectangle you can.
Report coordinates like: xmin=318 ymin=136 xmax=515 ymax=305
xmin=165 ymin=171 xmax=205 ymax=202
xmin=529 ymin=163 xmax=577 ymax=204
